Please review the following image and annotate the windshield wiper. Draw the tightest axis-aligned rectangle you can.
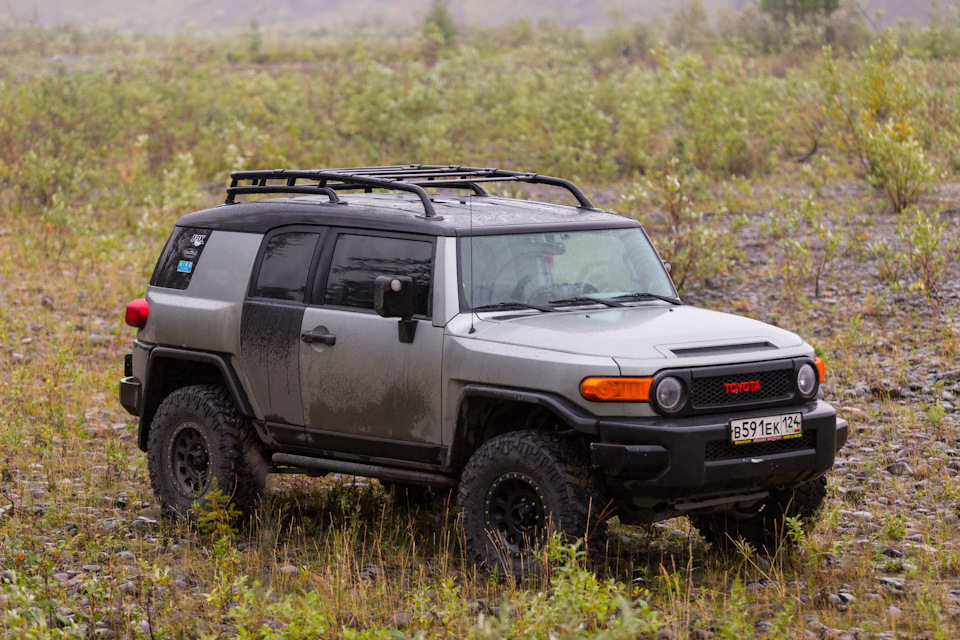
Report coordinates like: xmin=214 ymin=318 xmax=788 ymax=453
xmin=548 ymin=296 xmax=624 ymax=308
xmin=472 ymin=301 xmax=557 ymax=313
xmin=612 ymin=292 xmax=682 ymax=305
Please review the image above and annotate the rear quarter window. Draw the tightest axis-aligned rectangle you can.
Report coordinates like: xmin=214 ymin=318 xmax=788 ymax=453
xmin=150 ymin=227 xmax=213 ymax=290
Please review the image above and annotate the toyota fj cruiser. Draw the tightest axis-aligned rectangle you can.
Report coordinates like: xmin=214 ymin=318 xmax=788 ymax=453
xmin=120 ymin=165 xmax=847 ymax=575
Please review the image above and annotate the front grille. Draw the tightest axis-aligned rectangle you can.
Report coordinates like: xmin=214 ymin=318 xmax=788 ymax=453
xmin=705 ymin=431 xmax=816 ymax=461
xmin=690 ymin=368 xmax=793 ymax=408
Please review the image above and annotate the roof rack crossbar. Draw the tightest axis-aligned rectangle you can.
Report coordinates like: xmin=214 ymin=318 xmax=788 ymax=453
xmin=227 ymin=185 xmax=342 ymax=203
xmin=224 ymin=165 xmax=599 ymax=216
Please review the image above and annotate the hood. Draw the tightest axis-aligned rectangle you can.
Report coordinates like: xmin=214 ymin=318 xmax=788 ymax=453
xmin=471 ymin=304 xmax=804 ymax=361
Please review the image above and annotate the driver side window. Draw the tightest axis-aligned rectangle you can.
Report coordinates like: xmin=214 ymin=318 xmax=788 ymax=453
xmin=322 ymin=234 xmax=433 ymax=316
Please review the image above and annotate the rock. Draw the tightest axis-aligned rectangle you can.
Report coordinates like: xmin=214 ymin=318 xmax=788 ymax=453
xmin=755 ymin=620 xmax=776 ymax=632
xmin=656 ymin=627 xmax=677 ymax=640
xmin=359 ymin=564 xmax=383 ymax=580
xmin=885 ymin=462 xmax=912 ymax=476
xmin=279 ymin=564 xmax=299 ymax=576
xmin=139 ymin=505 xmax=163 ymax=519
xmin=885 ymin=606 xmax=902 ymax=618
xmin=131 ymin=517 xmax=158 ymax=532
xmin=387 ymin=612 xmax=413 ymax=628
xmin=878 ymin=577 xmax=905 ymax=591
xmin=336 ymin=610 xmax=360 ymax=628
xmin=117 ymin=581 xmax=138 ymax=595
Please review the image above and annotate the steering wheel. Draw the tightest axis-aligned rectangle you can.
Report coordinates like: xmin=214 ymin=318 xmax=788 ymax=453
xmin=575 ymin=261 xmax=615 ymax=294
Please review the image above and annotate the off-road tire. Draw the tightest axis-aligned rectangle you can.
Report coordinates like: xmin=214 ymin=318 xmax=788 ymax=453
xmin=457 ymin=430 xmax=610 ymax=578
xmin=147 ymin=384 xmax=268 ymax=519
xmin=691 ymin=476 xmax=827 ymax=553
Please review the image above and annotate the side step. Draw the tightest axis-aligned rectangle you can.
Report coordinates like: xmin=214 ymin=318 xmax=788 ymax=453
xmin=271 ymin=453 xmax=458 ymax=489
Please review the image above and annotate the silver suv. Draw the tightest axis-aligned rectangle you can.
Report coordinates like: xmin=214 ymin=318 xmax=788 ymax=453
xmin=119 ymin=165 xmax=847 ymax=576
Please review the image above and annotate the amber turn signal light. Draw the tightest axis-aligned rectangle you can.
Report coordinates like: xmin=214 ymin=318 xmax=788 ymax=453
xmin=580 ymin=377 xmax=653 ymax=402
xmin=815 ymin=357 xmax=825 ymax=383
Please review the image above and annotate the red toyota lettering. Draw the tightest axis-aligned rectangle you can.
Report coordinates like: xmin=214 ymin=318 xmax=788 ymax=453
xmin=724 ymin=380 xmax=762 ymax=394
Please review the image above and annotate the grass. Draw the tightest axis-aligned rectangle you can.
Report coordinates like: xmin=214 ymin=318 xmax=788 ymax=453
xmin=1 ymin=13 xmax=960 ymax=639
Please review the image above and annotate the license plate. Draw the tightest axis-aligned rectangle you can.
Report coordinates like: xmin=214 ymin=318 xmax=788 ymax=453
xmin=730 ymin=413 xmax=802 ymax=444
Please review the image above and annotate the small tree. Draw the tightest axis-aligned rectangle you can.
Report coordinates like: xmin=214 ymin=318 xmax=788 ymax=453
xmin=760 ymin=0 xmax=840 ymax=24
xmin=423 ymin=0 xmax=457 ymax=49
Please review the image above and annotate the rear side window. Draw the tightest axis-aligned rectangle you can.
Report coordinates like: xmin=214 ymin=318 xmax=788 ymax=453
xmin=323 ymin=234 xmax=433 ymax=315
xmin=150 ymin=227 xmax=212 ymax=290
xmin=252 ymin=232 xmax=320 ymax=302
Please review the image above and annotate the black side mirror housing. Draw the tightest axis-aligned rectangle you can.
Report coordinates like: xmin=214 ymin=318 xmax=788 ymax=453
xmin=374 ymin=275 xmax=418 ymax=343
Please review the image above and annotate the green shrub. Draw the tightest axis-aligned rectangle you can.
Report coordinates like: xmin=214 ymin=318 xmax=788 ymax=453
xmin=625 ymin=159 xmax=744 ymax=290
xmin=762 ymin=194 xmax=845 ymax=305
xmin=894 ymin=208 xmax=957 ymax=297
xmin=819 ymin=35 xmax=936 ymax=211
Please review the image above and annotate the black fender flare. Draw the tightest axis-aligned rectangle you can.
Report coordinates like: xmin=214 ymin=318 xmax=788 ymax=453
xmin=137 ymin=347 xmax=254 ymax=451
xmin=446 ymin=384 xmax=600 ymax=469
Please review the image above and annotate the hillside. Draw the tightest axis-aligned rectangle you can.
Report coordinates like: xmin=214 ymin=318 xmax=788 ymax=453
xmin=5 ymin=0 xmax=940 ymax=33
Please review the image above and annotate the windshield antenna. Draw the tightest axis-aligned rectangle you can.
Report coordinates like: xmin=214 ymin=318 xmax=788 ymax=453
xmin=468 ymin=194 xmax=476 ymax=334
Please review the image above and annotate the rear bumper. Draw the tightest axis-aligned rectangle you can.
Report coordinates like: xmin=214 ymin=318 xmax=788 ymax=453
xmin=589 ymin=400 xmax=846 ymax=521
xmin=119 ymin=376 xmax=141 ymax=416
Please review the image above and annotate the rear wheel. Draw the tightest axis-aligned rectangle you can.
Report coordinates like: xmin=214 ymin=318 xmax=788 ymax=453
xmin=691 ymin=476 xmax=827 ymax=553
xmin=147 ymin=385 xmax=268 ymax=519
xmin=457 ymin=430 xmax=609 ymax=578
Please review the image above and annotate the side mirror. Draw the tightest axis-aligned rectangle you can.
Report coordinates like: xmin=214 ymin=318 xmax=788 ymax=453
xmin=662 ymin=260 xmax=672 ymax=274
xmin=374 ymin=275 xmax=418 ymax=343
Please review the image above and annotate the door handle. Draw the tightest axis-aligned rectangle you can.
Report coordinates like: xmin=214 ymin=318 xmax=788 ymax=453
xmin=301 ymin=330 xmax=336 ymax=346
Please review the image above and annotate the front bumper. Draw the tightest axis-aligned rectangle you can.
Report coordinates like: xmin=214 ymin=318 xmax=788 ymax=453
xmin=589 ymin=400 xmax=847 ymax=521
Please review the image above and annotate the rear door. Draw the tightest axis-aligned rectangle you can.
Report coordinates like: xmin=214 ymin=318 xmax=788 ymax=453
xmin=298 ymin=231 xmax=444 ymax=464
xmin=240 ymin=227 xmax=324 ymax=445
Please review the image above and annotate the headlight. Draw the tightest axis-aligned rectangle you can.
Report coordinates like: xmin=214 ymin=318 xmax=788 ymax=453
xmin=654 ymin=376 xmax=685 ymax=413
xmin=797 ymin=363 xmax=818 ymax=398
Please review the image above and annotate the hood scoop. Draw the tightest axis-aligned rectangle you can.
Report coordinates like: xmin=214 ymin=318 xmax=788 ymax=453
xmin=669 ymin=341 xmax=777 ymax=358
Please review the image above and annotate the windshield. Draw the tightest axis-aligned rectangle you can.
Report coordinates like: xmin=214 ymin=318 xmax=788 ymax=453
xmin=459 ymin=228 xmax=677 ymax=310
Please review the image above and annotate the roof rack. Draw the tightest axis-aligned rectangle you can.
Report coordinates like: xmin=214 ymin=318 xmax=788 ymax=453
xmin=224 ymin=165 xmax=600 ymax=218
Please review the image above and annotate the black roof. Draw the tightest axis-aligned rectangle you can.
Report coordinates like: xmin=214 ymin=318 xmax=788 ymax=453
xmin=178 ymin=191 xmax=639 ymax=236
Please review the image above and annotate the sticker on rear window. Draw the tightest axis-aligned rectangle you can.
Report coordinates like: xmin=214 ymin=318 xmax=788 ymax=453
xmin=150 ymin=226 xmax=213 ymax=290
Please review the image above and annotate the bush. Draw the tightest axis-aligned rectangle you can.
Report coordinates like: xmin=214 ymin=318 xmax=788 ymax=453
xmin=819 ymin=35 xmax=936 ymax=211
xmin=624 ymin=159 xmax=744 ymax=290
xmin=894 ymin=208 xmax=957 ymax=297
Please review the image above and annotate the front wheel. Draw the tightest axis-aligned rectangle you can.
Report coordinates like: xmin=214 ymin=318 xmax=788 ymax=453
xmin=457 ymin=431 xmax=609 ymax=578
xmin=147 ymin=385 xmax=268 ymax=519
xmin=691 ymin=476 xmax=827 ymax=553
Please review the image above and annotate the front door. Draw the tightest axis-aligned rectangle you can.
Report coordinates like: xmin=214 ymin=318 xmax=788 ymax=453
xmin=299 ymin=232 xmax=444 ymax=463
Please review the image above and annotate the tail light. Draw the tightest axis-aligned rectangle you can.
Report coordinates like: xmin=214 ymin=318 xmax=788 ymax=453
xmin=125 ymin=298 xmax=149 ymax=329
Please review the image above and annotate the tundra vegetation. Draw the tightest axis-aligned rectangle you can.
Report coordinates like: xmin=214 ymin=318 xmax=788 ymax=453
xmin=1 ymin=5 xmax=960 ymax=638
